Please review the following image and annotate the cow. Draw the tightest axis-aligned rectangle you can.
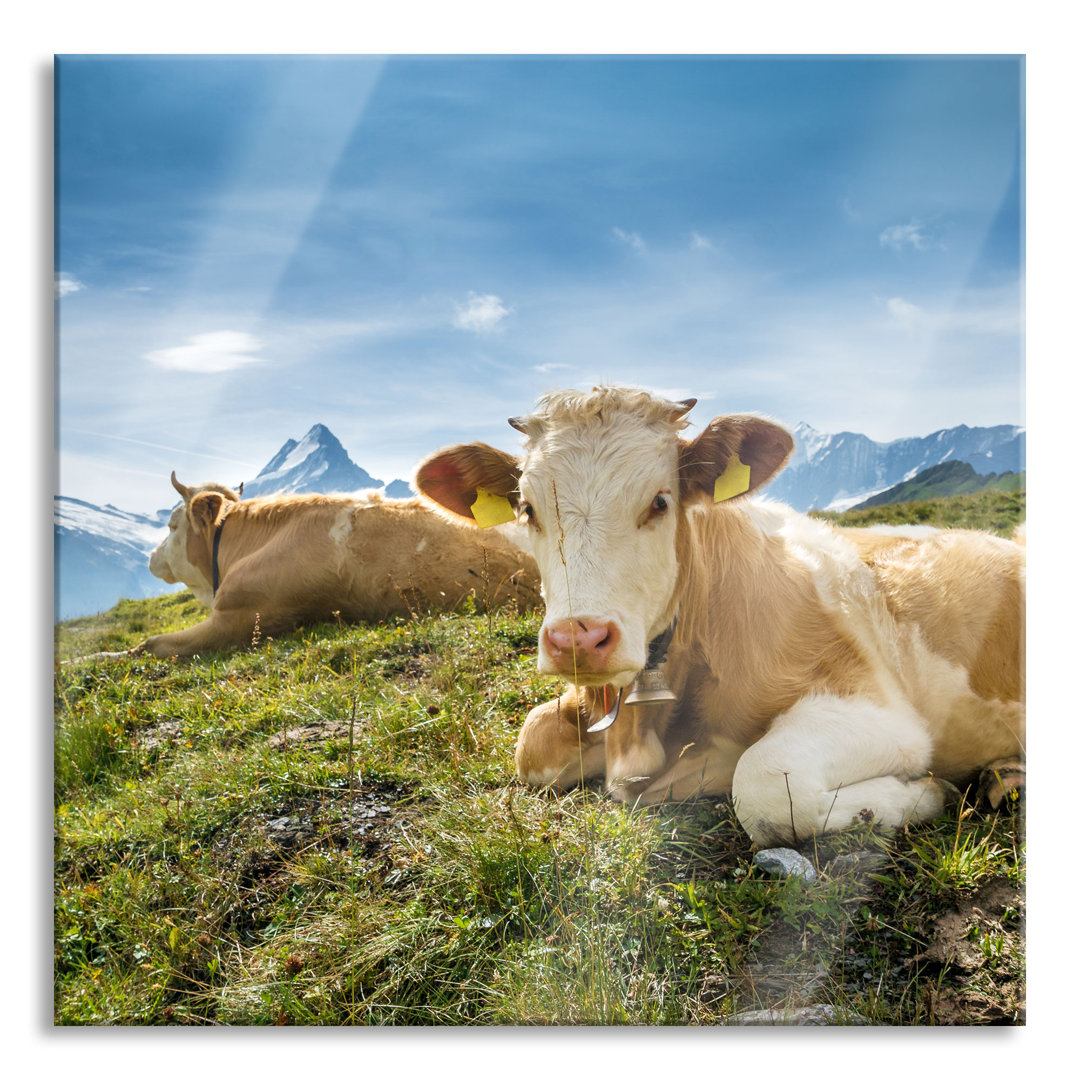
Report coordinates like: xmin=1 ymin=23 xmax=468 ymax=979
xmin=414 ymin=386 xmax=1025 ymax=846
xmin=133 ymin=472 xmax=541 ymax=659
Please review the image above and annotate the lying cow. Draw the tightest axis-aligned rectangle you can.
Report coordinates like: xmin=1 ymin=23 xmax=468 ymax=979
xmin=134 ymin=473 xmax=541 ymax=659
xmin=415 ymin=386 xmax=1025 ymax=846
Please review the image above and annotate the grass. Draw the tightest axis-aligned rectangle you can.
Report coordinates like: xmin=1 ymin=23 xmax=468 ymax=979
xmin=810 ymin=488 xmax=1025 ymax=537
xmin=53 ymin=502 xmax=1025 ymax=1026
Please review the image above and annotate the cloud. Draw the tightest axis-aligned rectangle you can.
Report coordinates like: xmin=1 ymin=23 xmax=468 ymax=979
xmin=886 ymin=296 xmax=925 ymax=325
xmin=454 ymin=292 xmax=512 ymax=333
xmin=879 ymin=222 xmax=940 ymax=252
xmin=613 ymin=227 xmax=645 ymax=251
xmin=55 ymin=273 xmax=85 ymax=297
xmin=689 ymin=232 xmax=713 ymax=250
xmin=144 ymin=330 xmax=265 ymax=373
xmin=533 ymin=362 xmax=573 ymax=374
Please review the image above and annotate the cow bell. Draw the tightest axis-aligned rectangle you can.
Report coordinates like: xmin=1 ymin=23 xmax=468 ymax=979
xmin=625 ymin=617 xmax=678 ymax=706
xmin=625 ymin=666 xmax=677 ymax=706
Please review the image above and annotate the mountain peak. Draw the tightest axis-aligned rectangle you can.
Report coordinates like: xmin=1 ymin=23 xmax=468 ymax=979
xmin=243 ymin=424 xmax=384 ymax=498
xmin=299 ymin=422 xmax=339 ymax=447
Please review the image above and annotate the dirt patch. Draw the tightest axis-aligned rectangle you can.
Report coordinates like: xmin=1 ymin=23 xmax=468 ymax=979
xmin=136 ymin=719 xmax=182 ymax=751
xmin=267 ymin=720 xmax=350 ymax=749
xmin=737 ymin=920 xmax=831 ymax=1008
xmin=911 ymin=878 xmax=1024 ymax=971
xmin=905 ymin=876 xmax=1025 ymax=1025
xmin=260 ymin=783 xmax=409 ymax=850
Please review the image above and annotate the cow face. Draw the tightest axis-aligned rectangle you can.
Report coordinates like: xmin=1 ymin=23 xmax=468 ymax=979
xmin=148 ymin=473 xmax=241 ymax=606
xmin=415 ymin=387 xmax=793 ymax=687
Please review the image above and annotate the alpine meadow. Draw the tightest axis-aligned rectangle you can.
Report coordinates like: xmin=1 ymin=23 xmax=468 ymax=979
xmin=54 ymin=494 xmax=1025 ymax=1026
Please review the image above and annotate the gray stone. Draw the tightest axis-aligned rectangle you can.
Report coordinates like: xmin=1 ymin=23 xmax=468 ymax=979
xmin=725 ymin=1004 xmax=869 ymax=1026
xmin=829 ymin=850 xmax=888 ymax=875
xmin=753 ymin=847 xmax=817 ymax=882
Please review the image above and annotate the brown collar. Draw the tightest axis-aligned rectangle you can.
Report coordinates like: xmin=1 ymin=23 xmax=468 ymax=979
xmin=211 ymin=518 xmax=226 ymax=596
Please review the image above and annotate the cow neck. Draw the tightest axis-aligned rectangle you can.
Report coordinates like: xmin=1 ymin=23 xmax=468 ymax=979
xmin=211 ymin=515 xmax=228 ymax=597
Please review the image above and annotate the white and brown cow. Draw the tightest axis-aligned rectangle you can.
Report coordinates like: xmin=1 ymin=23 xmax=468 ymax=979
xmin=134 ymin=473 xmax=541 ymax=659
xmin=415 ymin=386 xmax=1025 ymax=846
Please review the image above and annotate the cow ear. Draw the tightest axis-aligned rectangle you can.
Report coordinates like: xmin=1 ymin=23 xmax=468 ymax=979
xmin=414 ymin=443 xmax=522 ymax=524
xmin=189 ymin=491 xmax=227 ymax=531
xmin=679 ymin=415 xmax=794 ymax=504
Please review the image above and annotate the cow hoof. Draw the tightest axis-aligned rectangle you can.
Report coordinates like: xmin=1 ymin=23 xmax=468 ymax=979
xmin=977 ymin=758 xmax=1025 ymax=810
xmin=936 ymin=778 xmax=964 ymax=807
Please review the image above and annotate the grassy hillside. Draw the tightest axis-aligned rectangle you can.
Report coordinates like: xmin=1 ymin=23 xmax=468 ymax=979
xmin=54 ymin=504 xmax=1025 ymax=1026
xmin=813 ymin=488 xmax=1025 ymax=537
xmin=850 ymin=462 xmax=1024 ymax=511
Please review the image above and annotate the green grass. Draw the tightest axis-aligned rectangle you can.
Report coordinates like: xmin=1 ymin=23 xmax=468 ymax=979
xmin=54 ymin=501 xmax=1025 ymax=1025
xmin=811 ymin=488 xmax=1025 ymax=537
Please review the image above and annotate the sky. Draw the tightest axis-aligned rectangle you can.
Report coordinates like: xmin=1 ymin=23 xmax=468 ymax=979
xmin=55 ymin=54 xmax=1024 ymax=513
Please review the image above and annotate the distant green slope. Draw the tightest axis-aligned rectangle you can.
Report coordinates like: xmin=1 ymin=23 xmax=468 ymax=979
xmin=853 ymin=460 xmax=1025 ymax=509
xmin=812 ymin=487 xmax=1025 ymax=537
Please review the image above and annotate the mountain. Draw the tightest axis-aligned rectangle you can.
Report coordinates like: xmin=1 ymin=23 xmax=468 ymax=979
xmin=241 ymin=423 xmax=385 ymax=498
xmin=55 ymin=424 xmax=415 ymax=621
xmin=851 ymin=461 xmax=1025 ymax=510
xmin=766 ymin=422 xmax=1025 ymax=511
xmin=54 ymin=497 xmax=183 ymax=621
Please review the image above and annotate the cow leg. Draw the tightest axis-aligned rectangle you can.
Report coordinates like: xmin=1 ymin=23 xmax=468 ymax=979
xmin=626 ymin=737 xmax=747 ymax=805
xmin=136 ymin=610 xmax=262 ymax=659
xmin=515 ymin=687 xmax=606 ymax=790
xmin=603 ymin=699 xmax=681 ymax=801
xmin=730 ymin=694 xmax=958 ymax=847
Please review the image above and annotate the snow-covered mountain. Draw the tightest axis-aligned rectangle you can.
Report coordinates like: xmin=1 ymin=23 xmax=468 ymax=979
xmin=241 ymin=423 xmax=386 ymax=498
xmin=54 ymin=497 xmax=183 ymax=621
xmin=767 ymin=422 xmax=1026 ymax=512
xmin=55 ymin=424 xmax=414 ymax=621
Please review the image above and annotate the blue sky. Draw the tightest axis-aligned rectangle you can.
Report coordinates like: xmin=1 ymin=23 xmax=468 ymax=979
xmin=55 ymin=54 xmax=1024 ymax=512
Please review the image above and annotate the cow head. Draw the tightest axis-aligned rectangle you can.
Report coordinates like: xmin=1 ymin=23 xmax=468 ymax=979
xmin=415 ymin=386 xmax=793 ymax=687
xmin=148 ymin=472 xmax=243 ymax=606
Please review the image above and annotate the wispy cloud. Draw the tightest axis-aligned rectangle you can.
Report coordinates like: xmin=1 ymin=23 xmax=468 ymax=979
xmin=55 ymin=273 xmax=85 ymax=297
xmin=66 ymin=427 xmax=259 ymax=469
xmin=882 ymin=291 xmax=1020 ymax=336
xmin=144 ymin=331 xmax=265 ymax=374
xmin=689 ymin=232 xmax=713 ymax=250
xmin=613 ymin=226 xmax=645 ymax=251
xmin=886 ymin=296 xmax=925 ymax=326
xmin=454 ymin=292 xmax=512 ymax=333
xmin=879 ymin=221 xmax=942 ymax=252
xmin=533 ymin=362 xmax=573 ymax=374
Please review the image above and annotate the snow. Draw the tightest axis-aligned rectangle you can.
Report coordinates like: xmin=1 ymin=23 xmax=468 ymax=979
xmin=792 ymin=422 xmax=832 ymax=464
xmin=278 ymin=429 xmax=322 ymax=474
xmin=823 ymin=487 xmax=891 ymax=512
xmin=55 ymin=497 xmax=167 ymax=549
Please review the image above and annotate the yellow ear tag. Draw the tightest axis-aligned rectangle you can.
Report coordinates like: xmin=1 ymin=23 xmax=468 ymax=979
xmin=471 ymin=487 xmax=516 ymax=527
xmin=713 ymin=455 xmax=752 ymax=502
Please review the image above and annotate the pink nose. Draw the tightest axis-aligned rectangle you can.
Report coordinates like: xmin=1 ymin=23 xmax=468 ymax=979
xmin=541 ymin=617 xmax=621 ymax=673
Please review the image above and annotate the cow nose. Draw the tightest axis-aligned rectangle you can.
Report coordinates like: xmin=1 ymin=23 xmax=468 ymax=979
xmin=541 ymin=617 xmax=621 ymax=669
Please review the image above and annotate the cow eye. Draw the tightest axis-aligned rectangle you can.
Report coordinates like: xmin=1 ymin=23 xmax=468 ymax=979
xmin=649 ymin=493 xmax=669 ymax=518
xmin=522 ymin=502 xmax=537 ymax=526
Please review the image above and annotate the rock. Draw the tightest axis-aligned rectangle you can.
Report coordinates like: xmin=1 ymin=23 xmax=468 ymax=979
xmin=725 ymin=1004 xmax=868 ymax=1026
xmin=753 ymin=847 xmax=817 ymax=882
xmin=828 ymin=850 xmax=888 ymax=875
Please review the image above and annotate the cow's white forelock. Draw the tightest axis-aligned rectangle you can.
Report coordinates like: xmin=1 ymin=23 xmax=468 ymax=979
xmin=516 ymin=385 xmax=694 ymax=442
xmin=519 ymin=395 xmax=686 ymax=681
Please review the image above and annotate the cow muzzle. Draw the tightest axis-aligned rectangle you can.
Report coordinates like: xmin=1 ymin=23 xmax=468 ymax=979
xmin=538 ymin=616 xmax=640 ymax=683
